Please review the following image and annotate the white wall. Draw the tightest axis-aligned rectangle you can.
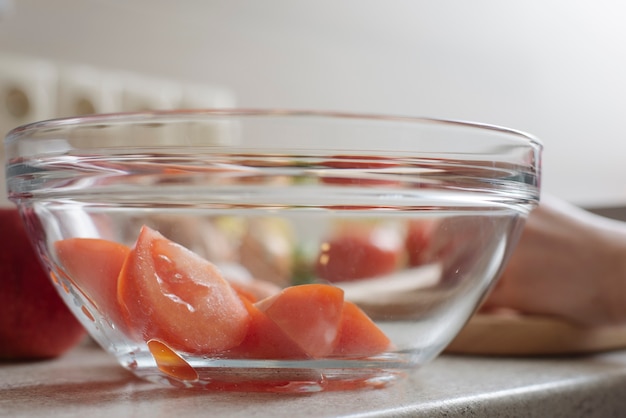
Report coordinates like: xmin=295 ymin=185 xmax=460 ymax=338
xmin=2 ymin=0 xmax=626 ymax=206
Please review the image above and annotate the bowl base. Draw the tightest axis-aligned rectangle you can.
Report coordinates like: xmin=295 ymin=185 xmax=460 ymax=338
xmin=131 ymin=365 xmax=405 ymax=392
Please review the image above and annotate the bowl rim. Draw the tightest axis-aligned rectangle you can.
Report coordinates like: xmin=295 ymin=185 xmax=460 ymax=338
xmin=4 ymin=108 xmax=543 ymax=149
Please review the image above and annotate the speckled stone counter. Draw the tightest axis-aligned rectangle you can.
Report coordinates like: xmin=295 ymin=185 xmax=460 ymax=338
xmin=3 ymin=342 xmax=626 ymax=417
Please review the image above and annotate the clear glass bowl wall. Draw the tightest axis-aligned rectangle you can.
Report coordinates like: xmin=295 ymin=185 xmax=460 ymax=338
xmin=5 ymin=110 xmax=542 ymax=391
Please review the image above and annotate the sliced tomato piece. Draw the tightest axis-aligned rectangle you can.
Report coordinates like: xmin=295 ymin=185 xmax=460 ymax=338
xmin=405 ymin=219 xmax=437 ymax=266
xmin=227 ymin=298 xmax=308 ymax=360
xmin=230 ymin=283 xmax=259 ymax=303
xmin=148 ymin=339 xmax=199 ymax=382
xmin=332 ymin=301 xmax=392 ymax=357
xmin=227 ymin=278 xmax=281 ymax=304
xmin=315 ymin=233 xmax=400 ymax=282
xmin=255 ymin=284 xmax=344 ymax=358
xmin=117 ymin=226 xmax=249 ymax=354
xmin=54 ymin=238 xmax=130 ymax=326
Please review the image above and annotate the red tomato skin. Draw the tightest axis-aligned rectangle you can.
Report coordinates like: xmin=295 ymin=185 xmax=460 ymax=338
xmin=54 ymin=238 xmax=130 ymax=327
xmin=315 ymin=235 xmax=399 ymax=282
xmin=405 ymin=220 xmax=434 ymax=267
xmin=0 ymin=208 xmax=86 ymax=360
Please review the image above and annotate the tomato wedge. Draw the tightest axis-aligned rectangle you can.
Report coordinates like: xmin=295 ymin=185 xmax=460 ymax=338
xmin=255 ymin=284 xmax=344 ymax=358
xmin=57 ymin=226 xmax=393 ymax=361
xmin=332 ymin=301 xmax=392 ymax=357
xmin=405 ymin=219 xmax=436 ymax=266
xmin=315 ymin=234 xmax=400 ymax=282
xmin=148 ymin=339 xmax=199 ymax=381
xmin=54 ymin=238 xmax=130 ymax=326
xmin=117 ymin=226 xmax=249 ymax=354
xmin=227 ymin=298 xmax=309 ymax=359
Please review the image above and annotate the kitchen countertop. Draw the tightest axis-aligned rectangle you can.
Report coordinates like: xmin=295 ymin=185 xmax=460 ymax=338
xmin=3 ymin=342 xmax=626 ymax=417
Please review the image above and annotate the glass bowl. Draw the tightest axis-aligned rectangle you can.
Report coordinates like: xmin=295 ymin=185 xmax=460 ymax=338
xmin=4 ymin=109 xmax=541 ymax=392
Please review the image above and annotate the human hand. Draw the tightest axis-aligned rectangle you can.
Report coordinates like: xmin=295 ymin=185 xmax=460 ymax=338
xmin=481 ymin=195 xmax=626 ymax=326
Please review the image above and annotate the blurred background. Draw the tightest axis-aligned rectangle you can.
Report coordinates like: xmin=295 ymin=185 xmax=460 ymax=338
xmin=1 ymin=0 xmax=626 ymax=208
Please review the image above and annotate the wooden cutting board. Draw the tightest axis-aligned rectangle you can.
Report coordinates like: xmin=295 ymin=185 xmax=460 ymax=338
xmin=444 ymin=313 xmax=626 ymax=356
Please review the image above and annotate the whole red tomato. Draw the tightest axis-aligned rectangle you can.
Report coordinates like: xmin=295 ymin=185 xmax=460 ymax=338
xmin=0 ymin=207 xmax=86 ymax=360
xmin=315 ymin=227 xmax=401 ymax=282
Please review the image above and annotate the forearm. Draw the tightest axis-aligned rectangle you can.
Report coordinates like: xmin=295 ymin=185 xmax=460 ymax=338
xmin=588 ymin=214 xmax=626 ymax=324
xmin=483 ymin=196 xmax=626 ymax=326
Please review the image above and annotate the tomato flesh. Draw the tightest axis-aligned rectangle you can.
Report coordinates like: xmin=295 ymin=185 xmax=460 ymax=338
xmin=227 ymin=298 xmax=309 ymax=359
xmin=54 ymin=238 xmax=130 ymax=326
xmin=117 ymin=226 xmax=249 ymax=354
xmin=148 ymin=339 xmax=199 ymax=381
xmin=54 ymin=226 xmax=394 ymax=362
xmin=332 ymin=301 xmax=392 ymax=357
xmin=315 ymin=234 xmax=400 ymax=282
xmin=405 ymin=220 xmax=436 ymax=266
xmin=255 ymin=284 xmax=345 ymax=357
